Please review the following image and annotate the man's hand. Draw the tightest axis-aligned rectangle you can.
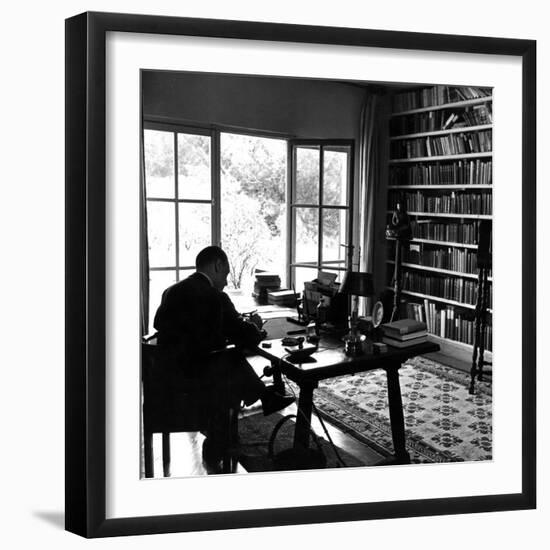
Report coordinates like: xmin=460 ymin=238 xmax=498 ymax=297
xmin=248 ymin=313 xmax=264 ymax=330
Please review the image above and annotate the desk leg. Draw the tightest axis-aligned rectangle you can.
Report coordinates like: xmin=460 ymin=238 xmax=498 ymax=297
xmin=293 ymin=382 xmax=317 ymax=450
xmin=385 ymin=364 xmax=411 ymax=465
xmin=272 ymin=361 xmax=285 ymax=395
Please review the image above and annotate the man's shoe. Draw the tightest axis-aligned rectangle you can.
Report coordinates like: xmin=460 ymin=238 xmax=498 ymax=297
xmin=261 ymin=391 xmax=295 ymax=416
xmin=202 ymin=438 xmax=225 ymax=461
xmin=202 ymin=438 xmax=225 ymax=471
xmin=202 ymin=438 xmax=239 ymax=474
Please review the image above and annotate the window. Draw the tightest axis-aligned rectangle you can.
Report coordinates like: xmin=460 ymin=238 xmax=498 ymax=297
xmin=143 ymin=127 xmax=213 ymax=324
xmin=290 ymin=141 xmax=353 ymax=292
xmin=143 ymin=126 xmax=353 ymax=329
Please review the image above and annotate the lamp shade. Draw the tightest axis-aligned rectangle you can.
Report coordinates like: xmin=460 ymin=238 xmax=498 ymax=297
xmin=339 ymin=271 xmax=374 ymax=297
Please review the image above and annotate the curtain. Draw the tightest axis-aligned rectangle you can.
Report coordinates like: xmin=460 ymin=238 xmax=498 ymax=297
xmin=358 ymin=92 xmax=384 ymax=314
xmin=140 ymin=130 xmax=150 ymax=336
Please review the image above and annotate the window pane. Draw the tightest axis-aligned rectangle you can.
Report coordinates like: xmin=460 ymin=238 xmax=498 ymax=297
xmin=148 ymin=270 xmax=177 ymax=331
xmin=147 ymin=201 xmax=176 ymax=267
xmin=292 ymin=267 xmax=319 ymax=294
xmin=323 ymin=148 xmax=349 ymax=205
xmin=295 ymin=146 xmax=320 ymax=204
xmin=144 ymin=130 xmax=174 ymax=198
xmin=220 ymin=133 xmax=287 ymax=291
xmin=294 ymin=207 xmax=318 ymax=263
xmin=178 ymin=203 xmax=211 ymax=267
xmin=177 ymin=133 xmax=211 ymax=200
xmin=322 ymin=209 xmax=348 ymax=263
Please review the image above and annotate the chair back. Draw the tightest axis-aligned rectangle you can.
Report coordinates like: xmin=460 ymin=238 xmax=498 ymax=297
xmin=141 ymin=335 xmax=206 ymax=434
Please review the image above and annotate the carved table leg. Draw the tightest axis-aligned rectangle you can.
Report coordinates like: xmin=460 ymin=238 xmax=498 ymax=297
xmin=272 ymin=361 xmax=285 ymax=395
xmin=293 ymin=381 xmax=317 ymax=450
xmin=385 ymin=363 xmax=411 ymax=465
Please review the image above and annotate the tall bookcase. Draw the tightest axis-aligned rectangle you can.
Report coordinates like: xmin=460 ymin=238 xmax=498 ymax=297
xmin=387 ymin=85 xmax=493 ymax=361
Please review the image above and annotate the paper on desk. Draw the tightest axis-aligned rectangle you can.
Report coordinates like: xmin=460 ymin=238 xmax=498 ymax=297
xmin=317 ymin=271 xmax=337 ymax=286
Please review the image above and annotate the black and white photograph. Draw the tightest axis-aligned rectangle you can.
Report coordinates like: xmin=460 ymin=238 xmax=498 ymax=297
xmin=5 ymin=2 xmax=545 ymax=547
xmin=60 ymin=11 xmax=537 ymax=536
xmin=140 ymin=71 xmax=495 ymax=477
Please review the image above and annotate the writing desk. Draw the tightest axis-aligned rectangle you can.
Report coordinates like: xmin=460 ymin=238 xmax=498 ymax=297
xmin=256 ymin=337 xmax=439 ymax=465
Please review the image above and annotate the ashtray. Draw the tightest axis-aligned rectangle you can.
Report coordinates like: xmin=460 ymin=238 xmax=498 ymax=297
xmin=284 ymin=344 xmax=317 ymax=362
xmin=282 ymin=336 xmax=302 ymax=346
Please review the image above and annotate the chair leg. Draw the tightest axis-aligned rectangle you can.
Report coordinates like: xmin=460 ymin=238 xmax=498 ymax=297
xmin=144 ymin=431 xmax=154 ymax=478
xmin=162 ymin=432 xmax=171 ymax=477
xmin=221 ymin=408 xmax=239 ymax=474
xmin=230 ymin=407 xmax=239 ymax=445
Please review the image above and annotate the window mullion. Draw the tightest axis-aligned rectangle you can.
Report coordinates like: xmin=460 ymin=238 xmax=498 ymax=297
xmin=174 ymin=132 xmax=180 ymax=281
xmin=287 ymin=141 xmax=294 ymax=287
xmin=318 ymin=146 xmax=324 ymax=271
xmin=212 ymin=130 xmax=221 ymax=246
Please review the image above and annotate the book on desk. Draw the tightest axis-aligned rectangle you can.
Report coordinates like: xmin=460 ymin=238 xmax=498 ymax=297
xmin=267 ymin=289 xmax=299 ymax=307
xmin=381 ymin=319 xmax=428 ymax=348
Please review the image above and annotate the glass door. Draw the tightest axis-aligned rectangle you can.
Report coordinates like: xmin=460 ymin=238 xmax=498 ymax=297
xmin=143 ymin=125 xmax=214 ymax=325
xmin=289 ymin=140 xmax=353 ymax=291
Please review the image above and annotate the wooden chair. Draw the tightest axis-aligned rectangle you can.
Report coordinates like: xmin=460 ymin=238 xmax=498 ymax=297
xmin=141 ymin=334 xmax=239 ymax=477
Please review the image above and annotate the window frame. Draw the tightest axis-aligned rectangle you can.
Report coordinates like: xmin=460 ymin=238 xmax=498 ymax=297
xmin=288 ymin=139 xmax=355 ymax=287
xmin=144 ymin=122 xmax=216 ymax=285
xmin=143 ymin=122 xmax=355 ymax=303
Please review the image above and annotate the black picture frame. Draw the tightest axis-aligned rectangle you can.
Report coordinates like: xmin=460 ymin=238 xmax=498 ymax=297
xmin=65 ymin=11 xmax=536 ymax=538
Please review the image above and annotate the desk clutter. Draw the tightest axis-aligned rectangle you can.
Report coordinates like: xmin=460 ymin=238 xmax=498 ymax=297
xmin=381 ymin=319 xmax=428 ymax=348
xmin=251 ymin=271 xmax=300 ymax=307
xmin=252 ymin=271 xmax=281 ymax=303
xmin=267 ymin=289 xmax=299 ymax=307
xmin=302 ymin=271 xmax=347 ymax=325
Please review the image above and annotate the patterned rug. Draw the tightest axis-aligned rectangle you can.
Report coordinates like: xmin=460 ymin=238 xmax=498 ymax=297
xmin=238 ymin=412 xmax=365 ymax=472
xmin=310 ymin=356 xmax=492 ymax=463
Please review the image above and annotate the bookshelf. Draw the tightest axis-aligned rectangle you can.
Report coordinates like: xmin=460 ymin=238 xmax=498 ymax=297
xmin=387 ymin=85 xmax=493 ymax=359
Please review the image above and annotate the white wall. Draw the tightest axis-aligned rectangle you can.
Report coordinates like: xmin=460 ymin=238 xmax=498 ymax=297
xmin=1 ymin=1 xmax=547 ymax=548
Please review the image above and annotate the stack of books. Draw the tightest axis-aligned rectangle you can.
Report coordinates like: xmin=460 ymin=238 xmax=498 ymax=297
xmin=252 ymin=272 xmax=281 ymax=304
xmin=380 ymin=319 xmax=428 ymax=348
xmin=267 ymin=289 xmax=299 ymax=307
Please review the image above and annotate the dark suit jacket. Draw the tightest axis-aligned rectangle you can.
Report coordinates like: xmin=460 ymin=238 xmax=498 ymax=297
xmin=153 ymin=272 xmax=263 ymax=366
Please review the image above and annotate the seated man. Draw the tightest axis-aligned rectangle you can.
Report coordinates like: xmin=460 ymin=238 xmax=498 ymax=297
xmin=153 ymin=245 xmax=294 ymax=464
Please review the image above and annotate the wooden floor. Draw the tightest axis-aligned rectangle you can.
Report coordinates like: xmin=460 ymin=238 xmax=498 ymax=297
xmin=145 ymin=350 xmax=473 ymax=479
xmin=147 ymin=400 xmax=385 ymax=478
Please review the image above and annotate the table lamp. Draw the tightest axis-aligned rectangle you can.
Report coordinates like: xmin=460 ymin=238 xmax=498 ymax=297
xmin=339 ymin=271 xmax=374 ymax=356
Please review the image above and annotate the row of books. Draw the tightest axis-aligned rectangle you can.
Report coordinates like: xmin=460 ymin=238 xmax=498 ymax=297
xmin=389 ymin=191 xmax=492 ymax=216
xmin=409 ymin=220 xmax=480 ymax=244
xmin=395 ymin=245 xmax=487 ymax=275
xmin=391 ymin=130 xmax=492 ymax=159
xmin=461 ymin=104 xmax=493 ymax=126
xmin=380 ymin=318 xmax=428 ymax=348
xmin=392 ymin=85 xmax=492 ymax=113
xmin=405 ymin=301 xmax=492 ymax=351
xmin=399 ymin=271 xmax=492 ymax=307
xmin=389 ymin=160 xmax=492 ymax=187
xmin=390 ymin=104 xmax=493 ymax=135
